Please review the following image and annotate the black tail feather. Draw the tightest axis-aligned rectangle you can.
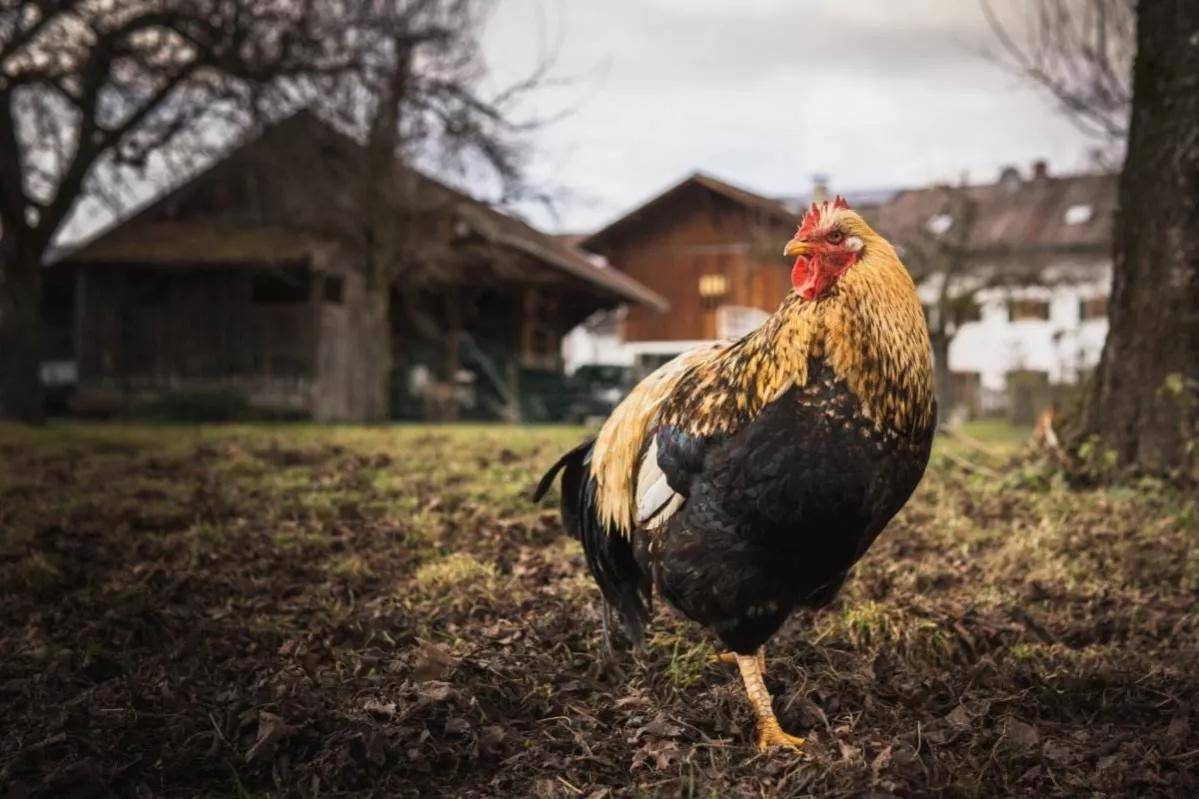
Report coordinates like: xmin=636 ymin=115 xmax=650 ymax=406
xmin=533 ymin=439 xmax=592 ymax=539
xmin=533 ymin=439 xmax=652 ymax=646
xmin=532 ymin=440 xmax=591 ymax=503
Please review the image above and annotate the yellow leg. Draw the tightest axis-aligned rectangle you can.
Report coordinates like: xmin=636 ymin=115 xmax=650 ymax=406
xmin=735 ymin=649 xmax=805 ymax=752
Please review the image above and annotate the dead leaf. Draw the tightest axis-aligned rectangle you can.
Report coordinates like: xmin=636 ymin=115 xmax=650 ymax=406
xmin=480 ymin=725 xmax=505 ymax=749
xmin=1004 ymin=718 xmax=1040 ymax=750
xmin=444 ymin=717 xmax=471 ymax=736
xmin=839 ymin=740 xmax=862 ymax=762
xmin=412 ymin=642 xmax=458 ymax=682
xmin=635 ymin=714 xmax=685 ymax=741
xmin=1166 ymin=704 xmax=1190 ymax=740
xmin=945 ymin=704 xmax=973 ymax=730
xmin=245 ymin=711 xmax=294 ymax=763
xmin=416 ymin=681 xmax=454 ymax=704
xmin=871 ymin=744 xmax=893 ymax=774
xmin=364 ymin=699 xmax=397 ymax=718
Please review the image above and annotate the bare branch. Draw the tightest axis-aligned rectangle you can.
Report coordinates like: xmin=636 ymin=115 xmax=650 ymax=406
xmin=980 ymin=0 xmax=1133 ymax=143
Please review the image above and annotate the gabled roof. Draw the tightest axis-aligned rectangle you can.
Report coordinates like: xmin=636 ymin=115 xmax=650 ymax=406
xmin=452 ymin=192 xmax=668 ymax=310
xmin=581 ymin=171 xmax=796 ymax=253
xmin=52 ymin=110 xmax=666 ymax=310
xmin=777 ymin=186 xmax=901 ymax=216
xmin=872 ymin=171 xmax=1117 ymax=257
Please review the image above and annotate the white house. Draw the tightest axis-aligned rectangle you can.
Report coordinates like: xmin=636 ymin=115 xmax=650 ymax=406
xmin=876 ymin=163 xmax=1117 ymax=419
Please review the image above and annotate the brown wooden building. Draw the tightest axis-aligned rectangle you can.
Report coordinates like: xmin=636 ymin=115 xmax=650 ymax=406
xmin=579 ymin=173 xmax=797 ymax=369
xmin=44 ymin=112 xmax=665 ymax=421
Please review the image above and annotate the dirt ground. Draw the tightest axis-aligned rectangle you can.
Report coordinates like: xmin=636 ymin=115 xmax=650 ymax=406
xmin=1 ymin=423 xmax=1196 ymax=798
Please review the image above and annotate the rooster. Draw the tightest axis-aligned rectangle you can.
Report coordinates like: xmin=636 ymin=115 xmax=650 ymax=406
xmin=534 ymin=197 xmax=935 ymax=751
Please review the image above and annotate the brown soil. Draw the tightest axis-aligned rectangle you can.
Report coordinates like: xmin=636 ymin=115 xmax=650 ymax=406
xmin=1 ymin=424 xmax=1196 ymax=797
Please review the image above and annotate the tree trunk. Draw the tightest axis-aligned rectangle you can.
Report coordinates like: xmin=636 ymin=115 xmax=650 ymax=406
xmin=353 ymin=37 xmax=411 ymax=424
xmin=1076 ymin=0 xmax=1199 ymax=472
xmin=931 ymin=329 xmax=954 ymax=423
xmin=0 ymin=236 xmax=46 ymax=423
xmin=444 ymin=288 xmax=461 ymax=422
xmin=357 ymin=282 xmax=392 ymax=422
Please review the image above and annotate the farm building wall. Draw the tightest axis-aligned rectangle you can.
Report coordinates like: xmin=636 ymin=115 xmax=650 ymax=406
xmin=598 ymin=194 xmax=792 ymax=343
xmin=66 ymin=262 xmax=335 ymax=418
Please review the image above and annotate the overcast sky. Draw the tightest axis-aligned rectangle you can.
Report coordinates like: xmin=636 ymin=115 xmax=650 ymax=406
xmin=481 ymin=0 xmax=1102 ymax=233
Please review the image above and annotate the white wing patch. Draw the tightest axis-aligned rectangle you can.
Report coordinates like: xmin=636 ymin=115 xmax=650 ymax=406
xmin=634 ymin=437 xmax=685 ymax=530
xmin=591 ymin=342 xmax=725 ymax=535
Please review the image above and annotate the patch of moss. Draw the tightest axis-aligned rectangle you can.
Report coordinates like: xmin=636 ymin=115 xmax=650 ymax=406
xmin=413 ymin=552 xmax=497 ymax=591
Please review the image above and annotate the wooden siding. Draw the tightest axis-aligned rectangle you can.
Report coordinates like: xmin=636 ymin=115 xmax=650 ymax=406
xmin=76 ymin=264 xmax=321 ymax=413
xmin=594 ymin=192 xmax=794 ymax=342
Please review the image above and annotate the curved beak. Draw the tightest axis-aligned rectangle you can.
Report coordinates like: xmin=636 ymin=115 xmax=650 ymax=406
xmin=783 ymin=238 xmax=811 ymax=258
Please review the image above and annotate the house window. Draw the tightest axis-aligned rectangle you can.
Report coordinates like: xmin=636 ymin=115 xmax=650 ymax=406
xmin=698 ymin=273 xmax=729 ymax=311
xmin=1064 ymin=204 xmax=1093 ymax=225
xmin=323 ymin=276 xmax=344 ymax=305
xmin=698 ymin=274 xmax=728 ymax=298
xmin=926 ymin=213 xmax=954 ymax=235
xmin=1079 ymin=295 xmax=1107 ymax=320
xmin=1008 ymin=298 xmax=1050 ymax=322
xmin=251 ymin=268 xmax=310 ymax=304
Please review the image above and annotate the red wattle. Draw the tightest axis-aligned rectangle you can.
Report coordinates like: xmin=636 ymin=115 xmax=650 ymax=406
xmin=792 ymin=255 xmax=825 ymax=300
xmin=790 ymin=256 xmax=810 ymax=291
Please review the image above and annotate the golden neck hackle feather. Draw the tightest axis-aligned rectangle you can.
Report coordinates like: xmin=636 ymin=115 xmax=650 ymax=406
xmin=591 ymin=216 xmax=934 ymax=536
xmin=662 ymin=224 xmax=934 ymax=437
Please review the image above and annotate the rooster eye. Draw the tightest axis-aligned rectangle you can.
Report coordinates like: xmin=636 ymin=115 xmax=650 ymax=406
xmin=827 ymin=230 xmax=845 ymax=244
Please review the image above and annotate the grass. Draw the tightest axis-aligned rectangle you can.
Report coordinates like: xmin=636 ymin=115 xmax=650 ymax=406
xmin=0 ymin=420 xmax=1196 ymax=798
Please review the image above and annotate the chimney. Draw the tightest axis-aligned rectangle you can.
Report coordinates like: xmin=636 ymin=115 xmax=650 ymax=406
xmin=1032 ymin=159 xmax=1049 ymax=180
xmin=999 ymin=165 xmax=1021 ymax=191
xmin=810 ymin=174 xmax=829 ymax=204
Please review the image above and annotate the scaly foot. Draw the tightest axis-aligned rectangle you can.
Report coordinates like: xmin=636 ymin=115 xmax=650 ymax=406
xmin=735 ymin=649 xmax=805 ymax=754
xmin=755 ymin=721 xmax=806 ymax=752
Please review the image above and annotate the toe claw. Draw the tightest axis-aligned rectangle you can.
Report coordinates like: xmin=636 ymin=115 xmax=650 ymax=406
xmin=756 ymin=726 xmax=806 ymax=752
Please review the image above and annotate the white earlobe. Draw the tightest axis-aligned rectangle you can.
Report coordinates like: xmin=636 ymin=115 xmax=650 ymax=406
xmin=846 ymin=236 xmax=864 ymax=252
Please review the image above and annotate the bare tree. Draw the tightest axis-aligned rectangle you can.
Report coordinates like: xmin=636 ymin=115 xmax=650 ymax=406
xmin=1073 ymin=1 xmax=1199 ymax=474
xmin=892 ymin=185 xmax=985 ymax=422
xmin=313 ymin=1 xmax=554 ymax=420
xmin=0 ymin=0 xmax=548 ymax=422
xmin=981 ymin=0 xmax=1134 ymax=150
xmin=0 ymin=1 xmax=364 ymax=422
xmin=984 ymin=0 xmax=1198 ymax=473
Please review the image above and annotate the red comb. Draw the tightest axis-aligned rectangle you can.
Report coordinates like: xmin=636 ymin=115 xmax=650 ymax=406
xmin=797 ymin=203 xmax=819 ymax=237
xmin=798 ymin=196 xmax=852 ymax=238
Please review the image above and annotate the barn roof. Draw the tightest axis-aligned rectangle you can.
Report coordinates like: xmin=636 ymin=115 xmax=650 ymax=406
xmin=580 ymin=171 xmax=796 ymax=253
xmin=871 ymin=170 xmax=1117 ymax=257
xmin=52 ymin=111 xmax=666 ymax=311
xmin=409 ymin=166 xmax=668 ymax=311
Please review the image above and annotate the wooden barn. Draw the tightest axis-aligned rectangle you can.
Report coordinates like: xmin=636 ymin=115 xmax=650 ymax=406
xmin=578 ymin=173 xmax=797 ymax=372
xmin=44 ymin=112 xmax=665 ymax=422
